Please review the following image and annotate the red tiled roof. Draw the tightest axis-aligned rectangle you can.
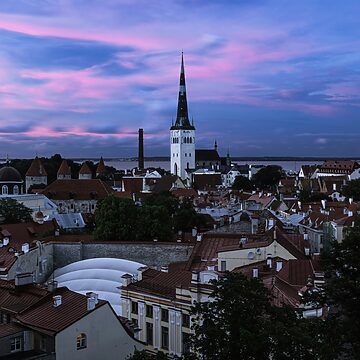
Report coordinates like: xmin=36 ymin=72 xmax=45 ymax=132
xmin=0 ymin=221 xmax=57 ymax=270
xmin=41 ymin=179 xmax=114 ymax=200
xmin=57 ymin=160 xmax=71 ymax=176
xmin=0 ymin=280 xmax=49 ymax=314
xmin=300 ymin=165 xmax=318 ymax=177
xmin=277 ymin=259 xmax=314 ymax=286
xmin=171 ymin=188 xmax=198 ymax=198
xmin=247 ymin=193 xmax=275 ymax=208
xmin=122 ymin=177 xmax=143 ymax=193
xmin=124 ymin=270 xmax=192 ymax=300
xmin=26 ymin=157 xmax=47 ymax=177
xmin=96 ymin=157 xmax=106 ymax=175
xmin=79 ymin=162 xmax=92 ymax=175
xmin=193 ymin=174 xmax=222 ymax=191
xmin=320 ymin=160 xmax=359 ymax=173
xmin=0 ymin=323 xmax=25 ymax=338
xmin=16 ymin=287 xmax=107 ymax=335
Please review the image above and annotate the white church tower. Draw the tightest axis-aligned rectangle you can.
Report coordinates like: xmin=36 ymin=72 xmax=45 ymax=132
xmin=170 ymin=53 xmax=195 ymax=179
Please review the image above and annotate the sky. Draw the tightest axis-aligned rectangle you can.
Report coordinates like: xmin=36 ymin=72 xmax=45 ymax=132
xmin=0 ymin=0 xmax=359 ymax=158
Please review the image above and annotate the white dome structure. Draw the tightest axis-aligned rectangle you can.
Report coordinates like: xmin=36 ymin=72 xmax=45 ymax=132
xmin=50 ymin=258 xmax=145 ymax=314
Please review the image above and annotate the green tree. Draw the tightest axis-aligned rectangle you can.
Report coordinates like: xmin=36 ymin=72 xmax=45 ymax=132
xmin=318 ymin=222 xmax=360 ymax=358
xmin=252 ymin=165 xmax=283 ymax=190
xmin=94 ymin=196 xmax=138 ymax=240
xmin=232 ymin=175 xmax=253 ymax=191
xmin=298 ymin=189 xmax=328 ymax=202
xmin=173 ymin=199 xmax=199 ymax=233
xmin=0 ymin=198 xmax=32 ymax=224
xmin=187 ymin=272 xmax=331 ymax=360
xmin=342 ymin=179 xmax=360 ymax=201
xmin=142 ymin=191 xmax=179 ymax=216
xmin=136 ymin=205 xmax=173 ymax=241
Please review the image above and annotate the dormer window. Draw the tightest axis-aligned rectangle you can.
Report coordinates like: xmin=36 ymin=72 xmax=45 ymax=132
xmin=76 ymin=333 xmax=87 ymax=350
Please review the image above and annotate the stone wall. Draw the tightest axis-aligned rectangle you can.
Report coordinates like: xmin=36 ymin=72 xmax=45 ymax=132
xmin=8 ymin=241 xmax=194 ymax=281
xmin=52 ymin=242 xmax=194 ymax=270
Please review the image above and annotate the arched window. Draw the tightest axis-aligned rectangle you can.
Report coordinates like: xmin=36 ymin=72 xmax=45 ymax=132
xmin=174 ymin=163 xmax=178 ymax=176
xmin=76 ymin=333 xmax=87 ymax=350
xmin=13 ymin=185 xmax=19 ymax=195
xmin=2 ymin=185 xmax=8 ymax=195
xmin=189 ymin=137 xmax=192 ymax=143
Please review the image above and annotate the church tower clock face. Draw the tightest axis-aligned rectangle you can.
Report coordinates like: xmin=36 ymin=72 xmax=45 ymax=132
xmin=170 ymin=53 xmax=195 ymax=180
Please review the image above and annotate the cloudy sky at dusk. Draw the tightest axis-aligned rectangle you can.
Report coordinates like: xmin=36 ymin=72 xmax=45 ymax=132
xmin=0 ymin=0 xmax=359 ymax=158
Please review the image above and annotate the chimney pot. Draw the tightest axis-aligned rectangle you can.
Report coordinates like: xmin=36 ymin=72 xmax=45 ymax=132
xmin=53 ymin=295 xmax=62 ymax=307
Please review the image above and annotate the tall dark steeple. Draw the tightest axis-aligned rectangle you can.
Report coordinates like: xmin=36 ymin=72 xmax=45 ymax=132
xmin=171 ymin=52 xmax=195 ymax=130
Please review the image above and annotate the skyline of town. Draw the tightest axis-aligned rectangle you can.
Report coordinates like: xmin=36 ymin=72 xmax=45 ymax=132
xmin=1 ymin=1 xmax=359 ymax=158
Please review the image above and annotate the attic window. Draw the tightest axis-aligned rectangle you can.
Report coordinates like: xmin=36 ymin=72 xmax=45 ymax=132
xmin=76 ymin=333 xmax=87 ymax=350
xmin=10 ymin=336 xmax=22 ymax=352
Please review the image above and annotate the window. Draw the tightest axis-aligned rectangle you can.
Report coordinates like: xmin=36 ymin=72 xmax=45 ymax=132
xmin=220 ymin=261 xmax=226 ymax=272
xmin=189 ymin=153 xmax=191 ymax=157
xmin=10 ymin=337 xmax=22 ymax=352
xmin=146 ymin=322 xmax=153 ymax=345
xmin=2 ymin=185 xmax=8 ymax=195
xmin=146 ymin=304 xmax=153 ymax=318
xmin=161 ymin=308 xmax=169 ymax=322
xmin=161 ymin=326 xmax=169 ymax=350
xmin=185 ymin=153 xmax=187 ymax=157
xmin=131 ymin=301 xmax=138 ymax=314
xmin=76 ymin=333 xmax=87 ymax=350
xmin=13 ymin=185 xmax=19 ymax=195
xmin=182 ymin=313 xmax=190 ymax=328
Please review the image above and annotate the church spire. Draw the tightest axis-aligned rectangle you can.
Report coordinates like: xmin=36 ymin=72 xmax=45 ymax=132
xmin=171 ymin=52 xmax=195 ymax=130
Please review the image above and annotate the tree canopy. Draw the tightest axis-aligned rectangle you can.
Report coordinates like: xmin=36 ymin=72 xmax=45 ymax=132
xmin=318 ymin=222 xmax=360 ymax=358
xmin=252 ymin=165 xmax=284 ymax=190
xmin=0 ymin=198 xmax=33 ymax=224
xmin=94 ymin=196 xmax=138 ymax=240
xmin=94 ymin=192 xmax=202 ymax=241
xmin=342 ymin=179 xmax=360 ymax=201
xmin=232 ymin=175 xmax=254 ymax=191
xmin=186 ymin=272 xmax=335 ymax=360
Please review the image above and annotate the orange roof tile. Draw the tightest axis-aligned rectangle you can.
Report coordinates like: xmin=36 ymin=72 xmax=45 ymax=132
xmin=25 ymin=157 xmax=47 ymax=177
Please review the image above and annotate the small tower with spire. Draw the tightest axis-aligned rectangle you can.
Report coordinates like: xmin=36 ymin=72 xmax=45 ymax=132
xmin=25 ymin=156 xmax=48 ymax=192
xmin=170 ymin=52 xmax=195 ymax=179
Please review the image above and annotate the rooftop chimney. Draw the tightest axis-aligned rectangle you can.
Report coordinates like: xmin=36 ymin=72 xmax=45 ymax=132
xmin=276 ymin=261 xmax=283 ymax=272
xmin=15 ymin=273 xmax=34 ymax=286
xmin=86 ymin=292 xmax=99 ymax=311
xmin=138 ymin=128 xmax=144 ymax=170
xmin=137 ymin=266 xmax=148 ymax=281
xmin=53 ymin=295 xmax=62 ymax=307
xmin=120 ymin=273 xmax=133 ymax=287
xmin=252 ymin=268 xmax=259 ymax=278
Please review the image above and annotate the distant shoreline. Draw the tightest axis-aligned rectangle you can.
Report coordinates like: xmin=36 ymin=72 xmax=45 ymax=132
xmin=2 ymin=156 xmax=360 ymax=162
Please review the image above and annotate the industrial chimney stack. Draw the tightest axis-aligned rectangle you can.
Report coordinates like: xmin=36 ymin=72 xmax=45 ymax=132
xmin=138 ymin=128 xmax=144 ymax=169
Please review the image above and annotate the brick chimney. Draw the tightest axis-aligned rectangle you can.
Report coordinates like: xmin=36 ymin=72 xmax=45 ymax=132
xmin=138 ymin=128 xmax=144 ymax=170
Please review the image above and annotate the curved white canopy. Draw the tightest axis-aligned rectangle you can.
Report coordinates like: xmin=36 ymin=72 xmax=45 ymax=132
xmin=50 ymin=258 xmax=145 ymax=315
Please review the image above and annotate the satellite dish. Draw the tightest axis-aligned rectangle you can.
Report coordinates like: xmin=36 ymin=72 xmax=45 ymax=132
xmin=247 ymin=251 xmax=255 ymax=260
xmin=256 ymin=248 xmax=262 ymax=255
